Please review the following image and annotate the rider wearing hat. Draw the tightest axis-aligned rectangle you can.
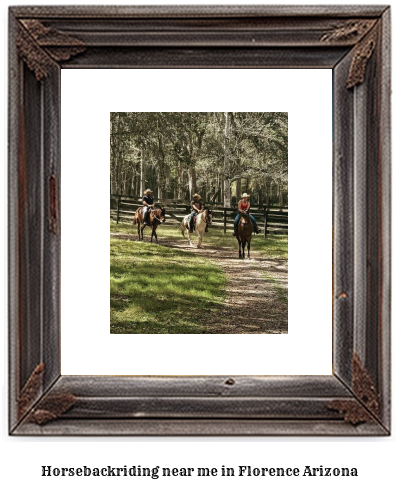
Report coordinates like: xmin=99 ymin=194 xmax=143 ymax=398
xmin=233 ymin=192 xmax=261 ymax=236
xmin=142 ymin=189 xmax=154 ymax=225
xmin=189 ymin=193 xmax=204 ymax=233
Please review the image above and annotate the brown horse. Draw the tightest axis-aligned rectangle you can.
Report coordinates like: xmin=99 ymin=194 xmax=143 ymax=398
xmin=133 ymin=206 xmax=166 ymax=243
xmin=237 ymin=212 xmax=253 ymax=258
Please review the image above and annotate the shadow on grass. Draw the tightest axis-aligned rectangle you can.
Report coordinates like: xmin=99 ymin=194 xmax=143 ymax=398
xmin=110 ymin=238 xmax=226 ymax=334
xmin=111 ymin=220 xmax=288 ymax=260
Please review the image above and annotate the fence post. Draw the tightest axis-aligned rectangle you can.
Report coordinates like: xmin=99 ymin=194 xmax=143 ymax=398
xmin=116 ymin=196 xmax=121 ymax=224
xmin=264 ymin=211 xmax=268 ymax=237
xmin=223 ymin=209 xmax=227 ymax=234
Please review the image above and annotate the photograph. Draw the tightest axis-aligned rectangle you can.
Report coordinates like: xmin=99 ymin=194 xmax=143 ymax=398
xmin=110 ymin=112 xmax=288 ymax=334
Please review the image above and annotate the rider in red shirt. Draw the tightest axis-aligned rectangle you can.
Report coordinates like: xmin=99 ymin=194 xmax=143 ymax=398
xmin=233 ymin=193 xmax=261 ymax=236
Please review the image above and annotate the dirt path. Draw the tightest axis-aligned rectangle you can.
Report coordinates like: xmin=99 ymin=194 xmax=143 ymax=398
xmin=111 ymin=232 xmax=288 ymax=334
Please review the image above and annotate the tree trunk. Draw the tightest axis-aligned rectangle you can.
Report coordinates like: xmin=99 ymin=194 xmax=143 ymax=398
xmin=265 ymin=181 xmax=270 ymax=207
xmin=110 ymin=176 xmax=118 ymax=195
xmin=132 ymin=169 xmax=137 ymax=197
xmin=136 ymin=168 xmax=141 ymax=196
xmin=157 ymin=159 xmax=166 ymax=201
xmin=210 ymin=186 xmax=221 ymax=204
xmin=223 ymin=112 xmax=231 ymax=207
xmin=130 ymin=172 xmax=134 ymax=197
xmin=140 ymin=147 xmax=146 ymax=196
xmin=279 ymin=183 xmax=284 ymax=207
xmin=114 ymin=166 xmax=120 ymax=195
xmin=258 ymin=185 xmax=263 ymax=207
xmin=188 ymin=163 xmax=197 ymax=197
xmin=177 ymin=162 xmax=184 ymax=200
xmin=245 ymin=178 xmax=249 ymax=195
xmin=123 ymin=169 xmax=129 ymax=195
xmin=235 ymin=177 xmax=242 ymax=201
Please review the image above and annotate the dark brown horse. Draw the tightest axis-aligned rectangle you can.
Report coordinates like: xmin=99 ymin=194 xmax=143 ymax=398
xmin=133 ymin=206 xmax=166 ymax=243
xmin=237 ymin=212 xmax=253 ymax=258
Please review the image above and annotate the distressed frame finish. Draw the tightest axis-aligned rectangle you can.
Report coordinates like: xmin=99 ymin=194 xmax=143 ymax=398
xmin=9 ymin=5 xmax=391 ymax=435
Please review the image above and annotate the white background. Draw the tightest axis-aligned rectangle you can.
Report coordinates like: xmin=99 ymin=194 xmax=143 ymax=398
xmin=1 ymin=1 xmax=398 ymax=491
xmin=61 ymin=68 xmax=332 ymax=376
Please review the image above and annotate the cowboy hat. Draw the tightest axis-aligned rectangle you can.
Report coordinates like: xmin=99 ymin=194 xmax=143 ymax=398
xmin=193 ymin=193 xmax=202 ymax=199
xmin=242 ymin=193 xmax=250 ymax=198
xmin=144 ymin=189 xmax=153 ymax=194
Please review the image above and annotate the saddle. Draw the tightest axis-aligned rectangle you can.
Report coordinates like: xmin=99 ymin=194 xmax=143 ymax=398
xmin=186 ymin=215 xmax=196 ymax=231
xmin=138 ymin=205 xmax=154 ymax=224
xmin=139 ymin=205 xmax=156 ymax=214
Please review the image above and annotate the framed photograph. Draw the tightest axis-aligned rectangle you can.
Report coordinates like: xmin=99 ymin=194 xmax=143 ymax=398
xmin=9 ymin=5 xmax=390 ymax=435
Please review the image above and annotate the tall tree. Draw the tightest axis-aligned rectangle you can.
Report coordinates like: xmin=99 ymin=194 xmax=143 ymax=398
xmin=222 ymin=112 xmax=232 ymax=207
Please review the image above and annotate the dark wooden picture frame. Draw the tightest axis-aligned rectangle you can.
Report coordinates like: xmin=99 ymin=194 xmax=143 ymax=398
xmin=9 ymin=5 xmax=391 ymax=436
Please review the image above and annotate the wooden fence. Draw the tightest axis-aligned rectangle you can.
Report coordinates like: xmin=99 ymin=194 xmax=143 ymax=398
xmin=110 ymin=195 xmax=288 ymax=236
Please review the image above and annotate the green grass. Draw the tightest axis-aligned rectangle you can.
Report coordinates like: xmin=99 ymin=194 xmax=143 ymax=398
xmin=111 ymin=220 xmax=288 ymax=260
xmin=201 ymin=228 xmax=288 ymax=260
xmin=110 ymin=236 xmax=226 ymax=334
xmin=110 ymin=220 xmax=287 ymax=333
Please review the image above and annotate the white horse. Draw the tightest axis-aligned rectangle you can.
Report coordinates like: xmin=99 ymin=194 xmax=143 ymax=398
xmin=180 ymin=208 xmax=212 ymax=248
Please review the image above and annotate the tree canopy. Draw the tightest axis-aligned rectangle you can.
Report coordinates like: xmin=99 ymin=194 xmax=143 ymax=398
xmin=110 ymin=112 xmax=288 ymax=207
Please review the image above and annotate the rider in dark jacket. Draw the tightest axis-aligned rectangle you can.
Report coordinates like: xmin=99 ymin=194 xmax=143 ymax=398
xmin=142 ymin=189 xmax=154 ymax=224
xmin=189 ymin=193 xmax=204 ymax=232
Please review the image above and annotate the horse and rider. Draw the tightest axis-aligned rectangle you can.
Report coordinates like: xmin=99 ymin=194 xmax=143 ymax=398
xmin=189 ymin=193 xmax=209 ymax=233
xmin=233 ymin=193 xmax=261 ymax=259
xmin=142 ymin=188 xmax=155 ymax=225
xmin=181 ymin=193 xmax=212 ymax=248
xmin=133 ymin=189 xmax=166 ymax=243
xmin=233 ymin=193 xmax=261 ymax=236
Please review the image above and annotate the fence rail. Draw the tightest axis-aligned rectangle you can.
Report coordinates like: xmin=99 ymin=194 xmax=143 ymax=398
xmin=110 ymin=195 xmax=288 ymax=236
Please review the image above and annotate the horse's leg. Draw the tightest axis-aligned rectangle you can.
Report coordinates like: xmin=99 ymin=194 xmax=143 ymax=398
xmin=197 ymin=231 xmax=203 ymax=248
xmin=242 ymin=238 xmax=246 ymax=258
xmin=237 ymin=238 xmax=242 ymax=258
xmin=247 ymin=239 xmax=251 ymax=259
xmin=154 ymin=225 xmax=158 ymax=244
xmin=187 ymin=230 xmax=193 ymax=246
xmin=140 ymin=224 xmax=146 ymax=241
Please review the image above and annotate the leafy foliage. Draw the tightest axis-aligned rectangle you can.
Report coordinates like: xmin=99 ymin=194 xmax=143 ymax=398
xmin=110 ymin=112 xmax=288 ymax=205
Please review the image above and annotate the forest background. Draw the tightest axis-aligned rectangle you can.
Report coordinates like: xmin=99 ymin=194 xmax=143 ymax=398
xmin=110 ymin=112 xmax=288 ymax=207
